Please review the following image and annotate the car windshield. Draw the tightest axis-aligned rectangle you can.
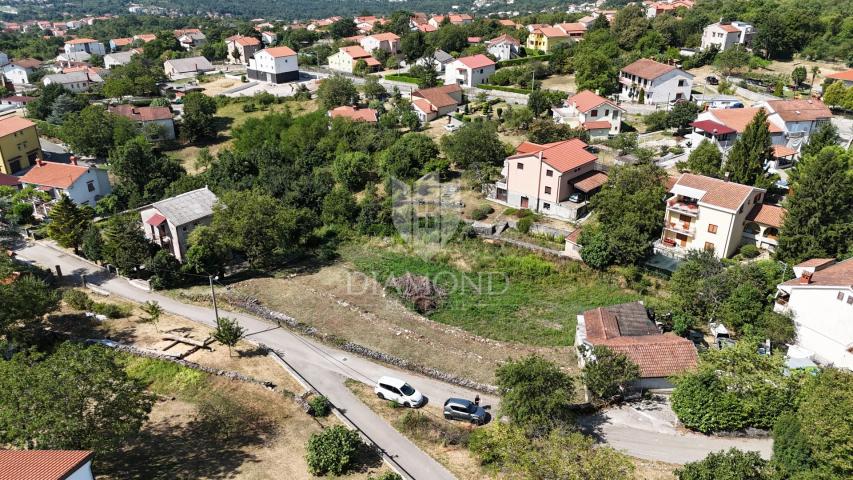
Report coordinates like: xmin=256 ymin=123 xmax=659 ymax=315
xmin=400 ymin=384 xmax=415 ymax=396
xmin=467 ymin=403 xmax=478 ymax=413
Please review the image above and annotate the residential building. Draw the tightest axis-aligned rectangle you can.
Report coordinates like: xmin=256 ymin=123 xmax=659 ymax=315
xmin=487 ymin=138 xmax=607 ymax=221
xmin=576 ymin=301 xmax=698 ymax=389
xmin=261 ymin=31 xmax=277 ymax=45
xmin=225 ymin=35 xmax=262 ymax=65
xmin=774 ymin=258 xmax=853 ymax=370
xmin=2 ymin=58 xmax=42 ymax=84
xmin=328 ymin=105 xmax=378 ymax=123
xmin=525 ymin=26 xmax=569 ymax=53
xmin=18 ymin=158 xmax=111 ymax=206
xmin=762 ymin=98 xmax=832 ymax=147
xmin=140 ymin=187 xmax=218 ymax=262
xmin=0 ymin=95 xmax=35 ymax=108
xmin=108 ymin=105 xmax=175 ymax=140
xmin=104 ymin=49 xmax=138 ymax=68
xmin=443 ymin=54 xmax=495 ymax=88
xmin=497 ymin=19 xmax=519 ymax=28
xmin=656 ymin=173 xmax=782 ymax=259
xmin=619 ymin=58 xmax=693 ymax=104
xmin=327 ymin=46 xmax=381 ymax=74
xmin=163 ymin=56 xmax=215 ymax=79
xmin=0 ymin=450 xmax=94 ymax=480
xmin=55 ymin=51 xmax=92 ymax=66
xmin=247 ymin=46 xmax=299 ymax=83
xmin=552 ymin=90 xmax=624 ymax=138
xmin=416 ymin=23 xmax=438 ymax=33
xmin=411 ymin=84 xmax=463 ymax=122
xmin=687 ymin=107 xmax=785 ymax=154
xmin=0 ymin=116 xmax=42 ymax=174
xmin=134 ymin=33 xmax=157 ymax=43
xmin=555 ymin=22 xmax=586 ymax=41
xmin=485 ymin=34 xmax=520 ymax=61
xmin=645 ymin=0 xmax=695 ymax=18
xmin=63 ymin=38 xmax=106 ymax=56
xmin=359 ymin=32 xmax=400 ymax=54
xmin=825 ymin=69 xmax=853 ymax=87
xmin=174 ymin=28 xmax=207 ymax=50
xmin=109 ymin=37 xmax=133 ymax=51
xmin=42 ymin=71 xmax=103 ymax=93
xmin=415 ymin=49 xmax=454 ymax=73
xmin=700 ymin=21 xmax=755 ymax=51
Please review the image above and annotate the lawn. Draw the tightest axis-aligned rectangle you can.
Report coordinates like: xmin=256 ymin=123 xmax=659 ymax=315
xmin=384 ymin=74 xmax=420 ymax=84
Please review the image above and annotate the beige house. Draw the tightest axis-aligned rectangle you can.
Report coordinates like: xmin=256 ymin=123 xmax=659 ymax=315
xmin=411 ymin=84 xmax=463 ymax=122
xmin=327 ymin=46 xmax=381 ymax=73
xmin=359 ymin=32 xmax=400 ymax=54
xmin=225 ymin=35 xmax=262 ymax=65
xmin=552 ymin=90 xmax=624 ymax=138
xmin=656 ymin=173 xmax=784 ymax=259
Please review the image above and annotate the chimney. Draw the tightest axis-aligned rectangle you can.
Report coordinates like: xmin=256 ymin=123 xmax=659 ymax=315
xmin=70 ymin=155 xmax=77 ymax=165
xmin=799 ymin=272 xmax=813 ymax=284
xmin=37 ymin=158 xmax=45 ymax=166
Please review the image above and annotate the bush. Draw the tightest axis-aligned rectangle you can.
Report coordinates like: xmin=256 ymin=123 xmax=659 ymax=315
xmin=63 ymin=289 xmax=94 ymax=311
xmin=369 ymin=473 xmax=403 ymax=480
xmin=516 ymin=216 xmax=533 ymax=234
xmin=644 ymin=110 xmax=669 ymax=132
xmin=197 ymin=393 xmax=255 ymax=441
xmin=309 ymin=395 xmax=332 ymax=417
xmin=514 ymin=208 xmax=533 ymax=218
xmin=676 ymin=449 xmax=770 ymax=480
xmin=241 ymin=103 xmax=256 ymax=113
xmin=739 ymin=244 xmax=760 ymax=258
xmin=306 ymin=425 xmax=363 ymax=476
xmin=471 ymin=204 xmax=494 ymax=220
xmin=91 ymin=302 xmax=132 ymax=319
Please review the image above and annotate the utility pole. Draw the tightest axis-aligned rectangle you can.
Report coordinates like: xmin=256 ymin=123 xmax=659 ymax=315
xmin=209 ymin=275 xmax=220 ymax=327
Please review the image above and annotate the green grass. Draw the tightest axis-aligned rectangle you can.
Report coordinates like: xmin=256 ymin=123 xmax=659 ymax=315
xmin=342 ymin=239 xmax=641 ymax=347
xmin=123 ymin=355 xmax=206 ymax=397
xmin=477 ymin=84 xmax=532 ymax=94
xmin=384 ymin=74 xmax=420 ymax=84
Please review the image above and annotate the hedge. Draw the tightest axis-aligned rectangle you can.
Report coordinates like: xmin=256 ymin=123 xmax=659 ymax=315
xmin=477 ymin=84 xmax=532 ymax=94
xmin=384 ymin=74 xmax=419 ymax=84
xmin=496 ymin=55 xmax=552 ymax=68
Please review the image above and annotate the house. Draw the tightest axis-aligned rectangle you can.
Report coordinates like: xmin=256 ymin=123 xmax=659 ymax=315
xmin=645 ymin=0 xmax=695 ymax=18
xmin=1 ymin=95 xmax=35 ymax=107
xmin=497 ymin=19 xmax=519 ymax=28
xmin=656 ymin=173 xmax=783 ymax=259
xmin=163 ymin=56 xmax=215 ymax=79
xmin=485 ymin=34 xmax=520 ymax=61
xmin=104 ymin=49 xmax=138 ymax=68
xmin=225 ymin=35 xmax=262 ymax=65
xmin=416 ymin=23 xmax=438 ymax=33
xmin=42 ymin=71 xmax=103 ymax=93
xmin=411 ymin=84 xmax=463 ymax=122
xmin=619 ymin=58 xmax=693 ymax=104
xmin=3 ymin=58 xmax=42 ymax=84
xmin=449 ymin=14 xmax=474 ymax=25
xmin=525 ymin=27 xmax=569 ymax=53
xmin=63 ymin=38 xmax=106 ymax=56
xmin=761 ymin=99 xmax=832 ymax=147
xmin=327 ymin=46 xmax=381 ymax=74
xmin=0 ymin=450 xmax=94 ymax=480
xmin=247 ymin=46 xmax=299 ymax=84
xmin=552 ymin=90 xmax=624 ymax=138
xmin=359 ymin=32 xmax=400 ymax=54
xmin=774 ymin=258 xmax=853 ymax=370
xmin=18 ymin=158 xmax=111 ymax=206
xmin=825 ymin=69 xmax=853 ymax=87
xmin=700 ymin=21 xmax=755 ymax=51
xmin=555 ymin=22 xmax=586 ymax=41
xmin=134 ymin=33 xmax=156 ymax=43
xmin=261 ymin=31 xmax=277 ymax=45
xmin=687 ymin=107 xmax=785 ymax=154
xmin=487 ymin=138 xmax=607 ymax=221
xmin=444 ymin=54 xmax=495 ymax=88
xmin=174 ymin=28 xmax=207 ymax=50
xmin=576 ymin=301 xmax=698 ymax=389
xmin=692 ymin=94 xmax=741 ymax=109
xmin=108 ymin=105 xmax=175 ymax=140
xmin=55 ymin=51 xmax=92 ymax=67
xmin=328 ymin=105 xmax=378 ymax=123
xmin=0 ymin=116 xmax=42 ymax=174
xmin=109 ymin=37 xmax=133 ymax=51
xmin=140 ymin=187 xmax=218 ymax=262
xmin=415 ymin=49 xmax=454 ymax=72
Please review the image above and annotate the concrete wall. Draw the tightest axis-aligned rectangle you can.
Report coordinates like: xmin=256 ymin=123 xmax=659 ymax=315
xmin=785 ymin=286 xmax=853 ymax=369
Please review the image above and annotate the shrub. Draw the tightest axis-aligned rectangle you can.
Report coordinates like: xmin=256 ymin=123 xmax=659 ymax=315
xmin=497 ymin=254 xmax=556 ymax=279
xmin=644 ymin=110 xmax=669 ymax=132
xmin=63 ymin=289 xmax=94 ymax=311
xmin=503 ymin=207 xmax=518 ymax=216
xmin=305 ymin=425 xmax=363 ymax=476
xmin=309 ymin=395 xmax=332 ymax=417
xmin=369 ymin=473 xmax=403 ymax=480
xmin=581 ymin=345 xmax=640 ymax=401
xmin=514 ymin=208 xmax=533 ymax=218
xmin=739 ymin=244 xmax=760 ymax=258
xmin=197 ymin=393 xmax=254 ymax=441
xmin=241 ymin=103 xmax=256 ymax=113
xmin=91 ymin=302 xmax=132 ymax=319
xmin=676 ymin=449 xmax=770 ymax=480
xmin=471 ymin=204 xmax=494 ymax=220
xmin=516 ymin=216 xmax=533 ymax=233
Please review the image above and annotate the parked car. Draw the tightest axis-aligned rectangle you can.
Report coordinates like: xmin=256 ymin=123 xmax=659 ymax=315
xmin=374 ymin=376 xmax=424 ymax=407
xmin=444 ymin=123 xmax=461 ymax=132
xmin=567 ymin=191 xmax=586 ymax=203
xmin=705 ymin=75 xmax=719 ymax=85
xmin=443 ymin=398 xmax=487 ymax=425
xmin=726 ymin=102 xmax=744 ymax=109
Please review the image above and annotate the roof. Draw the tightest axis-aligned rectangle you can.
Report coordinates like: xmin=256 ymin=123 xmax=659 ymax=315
xmin=12 ymin=58 xmax=42 ymax=69
xmin=65 ymin=37 xmax=98 ymax=44
xmin=412 ymin=84 xmax=462 ymax=109
xmin=412 ymin=98 xmax=435 ymax=115
xmin=329 ymin=105 xmax=378 ymax=123
xmin=746 ymin=203 xmax=785 ymax=228
xmin=582 ymin=120 xmax=612 ymax=131
xmin=826 ymin=69 xmax=853 ymax=82
xmin=43 ymin=71 xmax=102 ymax=84
xmin=716 ymin=23 xmax=741 ymax=33
xmin=0 ymin=116 xmax=36 ymax=137
xmin=536 ymin=26 xmax=569 ymax=38
xmin=672 ymin=173 xmax=757 ymax=211
xmin=783 ymin=258 xmax=853 ymax=288
xmin=566 ymin=227 xmax=582 ymax=244
xmin=0 ymin=450 xmax=93 ymax=480
xmin=340 ymin=45 xmax=372 ymax=59
xmin=557 ymin=22 xmax=586 ymax=33
xmin=486 ymin=33 xmax=520 ymax=46
xmin=262 ymin=46 xmax=297 ymax=58
xmin=456 ymin=54 xmax=495 ymax=69
xmin=509 ymin=138 xmax=597 ymax=173
xmin=572 ymin=170 xmax=608 ymax=192
xmin=431 ymin=50 xmax=454 ymax=63
xmin=104 ymin=51 xmax=136 ymax=63
xmin=151 ymin=187 xmax=217 ymax=226
xmin=772 ymin=144 xmax=797 ymax=158
xmin=109 ymin=105 xmax=172 ymax=122
xmin=709 ymin=107 xmax=783 ymax=133
xmin=690 ymin=119 xmax=737 ymax=136
xmin=621 ymin=58 xmax=680 ymax=80
xmin=145 ymin=213 xmax=166 ymax=226
xmin=229 ymin=36 xmax=261 ymax=47
xmin=164 ymin=56 xmax=214 ymax=73
xmin=368 ymin=32 xmax=399 ymax=41
xmin=417 ymin=24 xmax=438 ymax=33
xmin=582 ymin=302 xmax=698 ymax=378
xmin=111 ymin=37 xmax=133 ymax=46
xmin=795 ymin=258 xmax=836 ymax=268
xmin=0 ymin=172 xmax=19 ymax=186
xmin=18 ymin=161 xmax=90 ymax=189
xmin=569 ymin=90 xmax=620 ymax=113
xmin=765 ymin=99 xmax=832 ymax=122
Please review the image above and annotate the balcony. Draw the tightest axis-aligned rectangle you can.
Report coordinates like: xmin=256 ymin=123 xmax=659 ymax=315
xmin=664 ymin=221 xmax=695 ymax=236
xmin=667 ymin=199 xmax=699 ymax=217
xmin=654 ymin=238 xmax=688 ymax=259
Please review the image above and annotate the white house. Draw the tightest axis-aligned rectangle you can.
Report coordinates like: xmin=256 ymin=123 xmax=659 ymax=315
xmin=687 ymin=107 xmax=786 ymax=155
xmin=485 ymin=34 xmax=520 ymax=61
xmin=411 ymin=84 xmax=463 ymax=122
xmin=700 ymin=21 xmax=755 ymax=51
xmin=415 ymin=49 xmax=454 ymax=73
xmin=108 ymin=105 xmax=176 ymax=141
xmin=247 ymin=46 xmax=299 ymax=83
xmin=42 ymin=71 xmax=103 ymax=93
xmin=444 ymin=54 xmax=495 ymax=88
xmin=163 ymin=56 xmax=215 ymax=79
xmin=261 ymin=31 xmax=277 ymax=45
xmin=0 ymin=450 xmax=94 ymax=480
xmin=619 ymin=58 xmax=693 ymax=104
xmin=104 ymin=49 xmax=138 ymax=68
xmin=775 ymin=258 xmax=853 ymax=370
xmin=18 ymin=159 xmax=111 ymax=207
xmin=140 ymin=187 xmax=218 ymax=262
xmin=327 ymin=46 xmax=381 ymax=74
xmin=359 ymin=32 xmax=400 ymax=54
xmin=762 ymin=99 xmax=833 ymax=148
xmin=174 ymin=28 xmax=207 ymax=50
xmin=2 ymin=58 xmax=41 ymax=85
xmin=552 ymin=90 xmax=624 ymax=138
xmin=225 ymin=35 xmax=262 ymax=65
xmin=63 ymin=38 xmax=106 ymax=56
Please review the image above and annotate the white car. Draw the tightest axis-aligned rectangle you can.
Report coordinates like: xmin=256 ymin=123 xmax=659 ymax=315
xmin=374 ymin=376 xmax=424 ymax=407
xmin=444 ymin=123 xmax=461 ymax=132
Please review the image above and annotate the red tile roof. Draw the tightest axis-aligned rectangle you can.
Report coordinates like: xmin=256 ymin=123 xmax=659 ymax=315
xmin=582 ymin=120 xmax=612 ymax=131
xmin=111 ymin=37 xmax=133 ymax=46
xmin=557 ymin=22 xmax=586 ymax=34
xmin=11 ymin=58 xmax=42 ymax=69
xmin=772 ymin=144 xmax=797 ymax=158
xmin=509 ymin=138 xmax=597 ymax=173
xmin=456 ymin=54 xmax=495 ymax=69
xmin=826 ymin=69 xmax=853 ymax=82
xmin=572 ymin=170 xmax=608 ymax=192
xmin=0 ymin=116 xmax=36 ymax=138
xmin=621 ymin=58 xmax=677 ymax=80
xmin=65 ymin=37 xmax=98 ymax=44
xmin=746 ymin=203 xmax=785 ymax=228
xmin=672 ymin=173 xmax=757 ymax=211
xmin=569 ymin=90 xmax=619 ymax=113
xmin=340 ymin=45 xmax=372 ymax=59
xmin=109 ymin=105 xmax=172 ymax=122
xmin=690 ymin=119 xmax=736 ymax=136
xmin=368 ymin=32 xmax=399 ymax=41
xmin=795 ymin=258 xmax=835 ymax=268
xmin=263 ymin=46 xmax=297 ymax=58
xmin=231 ymin=36 xmax=261 ymax=47
xmin=329 ymin=106 xmax=378 ymax=123
xmin=0 ymin=450 xmax=93 ymax=480
xmin=145 ymin=213 xmax=167 ymax=226
xmin=486 ymin=33 xmax=520 ymax=46
xmin=18 ymin=161 xmax=89 ymax=189
xmin=783 ymin=259 xmax=853 ymax=287
xmin=765 ymin=99 xmax=832 ymax=122
xmin=718 ymin=23 xmax=741 ymax=33
xmin=709 ymin=107 xmax=784 ymax=133
xmin=412 ymin=84 xmax=462 ymax=109
xmin=536 ymin=26 xmax=569 ymax=38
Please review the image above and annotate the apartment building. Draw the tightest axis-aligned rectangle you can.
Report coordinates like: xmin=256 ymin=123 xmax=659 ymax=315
xmin=443 ymin=54 xmax=495 ymax=88
xmin=700 ymin=21 xmax=755 ymax=51
xmin=619 ymin=58 xmax=693 ymax=104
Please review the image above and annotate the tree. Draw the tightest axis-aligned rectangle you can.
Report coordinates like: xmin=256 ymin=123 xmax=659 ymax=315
xmin=102 ymin=58 xmax=166 ymax=98
xmin=47 ymin=195 xmax=88 ymax=253
xmin=0 ymin=272 xmax=58 ymax=342
xmin=667 ymin=101 xmax=700 ymax=131
xmin=332 ymin=151 xmax=373 ymax=191
xmin=798 ymin=122 xmax=839 ymax=159
xmin=212 ymin=316 xmax=246 ymax=357
xmin=109 ymin=136 xmax=185 ymax=206
xmin=821 ymin=80 xmax=846 ymax=108
xmin=181 ymin=92 xmax=217 ymax=142
xmin=527 ymin=89 xmax=565 ymax=116
xmin=495 ymin=355 xmax=574 ymax=434
xmin=145 ymin=249 xmax=183 ymax=290
xmin=80 ymin=225 xmax=103 ymax=261
xmin=713 ymin=44 xmax=751 ymax=75
xmin=184 ymin=226 xmax=231 ymax=276
xmin=46 ymin=93 xmax=85 ymax=124
xmin=527 ymin=118 xmax=589 ymax=144
xmin=27 ymin=83 xmax=66 ymax=120
xmin=305 ymin=425 xmax=363 ymax=476
xmin=581 ymin=345 xmax=640 ymax=401
xmin=725 ymin=109 xmax=772 ymax=187
xmin=791 ymin=65 xmax=807 ymax=87
xmin=141 ymin=300 xmax=163 ymax=332
xmin=809 ymin=66 xmax=820 ymax=89
xmin=101 ymin=215 xmax=153 ymax=276
xmin=0 ymin=343 xmax=153 ymax=453
xmin=679 ymin=139 xmax=722 ymax=177
xmin=578 ymin=225 xmax=615 ymax=270
xmin=440 ymin=121 xmax=507 ymax=169
xmin=62 ymin=105 xmax=135 ymax=158
xmin=777 ymin=146 xmax=853 ymax=263
xmin=501 ymin=106 xmax=534 ymax=132
xmin=408 ymin=63 xmax=440 ymax=88
xmin=380 ymin=133 xmax=439 ymax=180
xmin=362 ymin=75 xmax=385 ymax=100
xmin=317 ymin=75 xmax=359 ymax=110
xmin=772 ymin=413 xmax=814 ymax=478
xmin=400 ymin=31 xmax=426 ymax=61
xmin=793 ymin=368 xmax=853 ymax=477
xmin=644 ymin=110 xmax=669 ymax=132
xmin=321 ymin=185 xmax=358 ymax=225
xmin=328 ymin=18 xmax=357 ymax=39
xmin=572 ymin=31 xmax=619 ymax=94
xmin=611 ymin=4 xmax=649 ymax=50
xmin=352 ymin=59 xmax=369 ymax=77
xmin=676 ymin=449 xmax=770 ymax=480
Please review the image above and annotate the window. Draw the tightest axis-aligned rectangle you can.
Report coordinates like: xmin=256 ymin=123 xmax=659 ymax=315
xmin=543 ymin=202 xmax=550 ymax=210
xmin=707 ymin=224 xmax=718 ymax=234
xmin=847 ymin=296 xmax=853 ymax=305
xmin=546 ymin=169 xmax=553 ymax=177
xmin=754 ymin=193 xmax=762 ymax=203
xmin=516 ymin=162 xmax=524 ymax=170
xmin=704 ymin=242 xmax=715 ymax=251
xmin=544 ymin=186 xmax=552 ymax=194
xmin=86 ymin=180 xmax=95 ymax=192
xmin=838 ymin=292 xmax=845 ymax=301
xmin=678 ymin=79 xmax=686 ymax=87
xmin=591 ymin=109 xmax=598 ymax=117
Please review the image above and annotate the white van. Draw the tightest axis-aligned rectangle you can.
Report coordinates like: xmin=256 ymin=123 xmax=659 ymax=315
xmin=374 ymin=376 xmax=424 ymax=407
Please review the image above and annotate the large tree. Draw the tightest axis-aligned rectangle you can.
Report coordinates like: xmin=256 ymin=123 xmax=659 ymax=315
xmin=676 ymin=449 xmax=770 ymax=480
xmin=47 ymin=195 xmax=88 ymax=253
xmin=679 ymin=139 xmax=722 ymax=177
xmin=495 ymin=355 xmax=575 ymax=434
xmin=317 ymin=75 xmax=359 ymax=110
xmin=181 ymin=91 xmax=217 ymax=142
xmin=725 ymin=109 xmax=772 ymax=187
xmin=109 ymin=136 xmax=185 ymax=206
xmin=380 ymin=132 xmax=439 ymax=180
xmin=62 ymin=105 xmax=137 ymax=158
xmin=440 ymin=121 xmax=507 ymax=169
xmin=0 ymin=265 xmax=58 ymax=342
xmin=581 ymin=345 xmax=640 ymax=401
xmin=101 ymin=215 xmax=153 ymax=276
xmin=793 ymin=368 xmax=853 ymax=477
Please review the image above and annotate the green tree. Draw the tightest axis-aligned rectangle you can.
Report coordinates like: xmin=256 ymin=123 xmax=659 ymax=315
xmin=794 ymin=368 xmax=853 ymax=477
xmin=572 ymin=31 xmax=619 ymax=94
xmin=47 ymin=195 xmax=87 ymax=253
xmin=102 ymin=58 xmax=166 ymax=97
xmin=440 ymin=121 xmax=507 ymax=169
xmin=380 ymin=132 xmax=439 ymax=180
xmin=798 ymin=122 xmax=839 ymax=159
xmin=676 ymin=449 xmax=770 ymax=480
xmin=501 ymin=106 xmax=534 ymax=132
xmin=400 ymin=32 xmax=426 ymax=62
xmin=643 ymin=110 xmax=669 ymax=132
xmin=611 ymin=4 xmax=649 ymax=50
xmin=0 ymin=273 xmax=59 ymax=342
xmin=362 ymin=75 xmax=386 ymax=100
xmin=145 ymin=249 xmax=184 ymax=290
xmin=408 ymin=63 xmax=440 ymax=88
xmin=581 ymin=345 xmax=640 ymax=401
xmin=109 ymin=136 xmax=185 ymax=206
xmin=181 ymin=92 xmax=217 ymax=142
xmin=713 ymin=44 xmax=751 ymax=75
xmin=80 ymin=225 xmax=103 ymax=261
xmin=578 ymin=225 xmax=615 ymax=270
xmin=46 ymin=93 xmax=85 ymax=124
xmin=0 ymin=343 xmax=153 ymax=453
xmin=317 ymin=75 xmax=359 ymax=110
xmin=141 ymin=300 xmax=163 ymax=332
xmin=667 ymin=101 xmax=700 ymax=131
xmin=791 ymin=65 xmax=807 ymax=87
xmin=62 ymin=105 xmax=135 ymax=158
xmin=184 ymin=226 xmax=231 ymax=276
xmin=820 ymin=81 xmax=846 ymax=108
xmin=777 ymin=146 xmax=853 ymax=263
xmin=332 ymin=151 xmax=373 ymax=191
xmin=725 ymin=109 xmax=772 ymax=187
xmin=527 ymin=118 xmax=589 ymax=144
xmin=101 ymin=215 xmax=153 ymax=276
xmin=27 ymin=83 xmax=66 ymax=120
xmin=679 ymin=139 xmax=723 ymax=177
xmin=328 ymin=18 xmax=357 ymax=39
xmin=305 ymin=425 xmax=363 ymax=476
xmin=212 ymin=316 xmax=246 ymax=357
xmin=321 ymin=185 xmax=358 ymax=225
xmin=495 ymin=355 xmax=575 ymax=434
xmin=772 ymin=413 xmax=814 ymax=478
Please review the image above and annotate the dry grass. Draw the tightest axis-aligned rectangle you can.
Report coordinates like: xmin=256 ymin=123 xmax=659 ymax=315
xmin=540 ymin=74 xmax=577 ymax=93
xmin=632 ymin=458 xmax=678 ymax=480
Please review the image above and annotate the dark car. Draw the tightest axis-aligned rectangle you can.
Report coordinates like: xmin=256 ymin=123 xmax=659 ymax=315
xmin=705 ymin=75 xmax=719 ymax=85
xmin=443 ymin=398 xmax=487 ymax=425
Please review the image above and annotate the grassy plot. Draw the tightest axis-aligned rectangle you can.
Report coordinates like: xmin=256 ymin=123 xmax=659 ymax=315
xmin=342 ymin=239 xmax=641 ymax=347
